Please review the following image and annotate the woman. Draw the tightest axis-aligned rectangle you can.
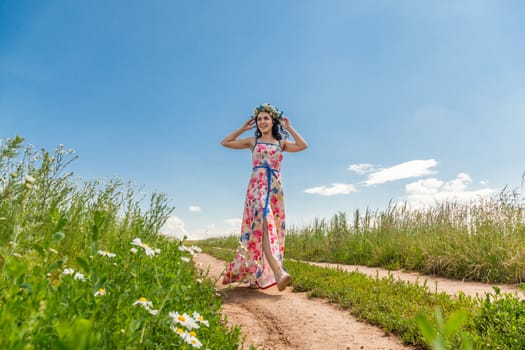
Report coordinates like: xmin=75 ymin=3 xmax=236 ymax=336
xmin=221 ymin=103 xmax=307 ymax=291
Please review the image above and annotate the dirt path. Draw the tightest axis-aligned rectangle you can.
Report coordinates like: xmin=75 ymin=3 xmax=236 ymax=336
xmin=194 ymin=253 xmax=412 ymax=350
xmin=194 ymin=253 xmax=524 ymax=349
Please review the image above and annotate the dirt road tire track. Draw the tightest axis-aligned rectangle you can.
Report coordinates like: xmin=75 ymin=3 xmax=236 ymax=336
xmin=194 ymin=253 xmax=412 ymax=350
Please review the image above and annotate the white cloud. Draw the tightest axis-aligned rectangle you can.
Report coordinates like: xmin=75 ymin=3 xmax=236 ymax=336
xmin=365 ymin=159 xmax=437 ymax=186
xmin=405 ymin=178 xmax=444 ymax=195
xmin=304 ymin=183 xmax=357 ymax=196
xmin=403 ymin=173 xmax=496 ymax=208
xmin=159 ymin=216 xmax=188 ymax=240
xmin=348 ymin=163 xmax=375 ymax=174
xmin=188 ymin=205 xmax=201 ymax=212
xmin=442 ymin=172 xmax=470 ymax=192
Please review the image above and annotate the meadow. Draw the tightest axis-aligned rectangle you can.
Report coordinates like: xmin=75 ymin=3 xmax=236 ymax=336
xmin=4 ymin=134 xmax=525 ymax=349
xmin=201 ymin=180 xmax=525 ymax=349
xmin=0 ymin=136 xmax=242 ymax=349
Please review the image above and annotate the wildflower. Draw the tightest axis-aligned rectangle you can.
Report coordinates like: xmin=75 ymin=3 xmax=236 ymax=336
xmin=130 ymin=247 xmax=138 ymax=254
xmin=178 ymin=245 xmax=191 ymax=253
xmin=143 ymin=243 xmax=158 ymax=256
xmin=94 ymin=288 xmax=106 ymax=296
xmin=172 ymin=326 xmax=187 ymax=337
xmin=132 ymin=297 xmax=158 ymax=315
xmin=181 ymin=256 xmax=190 ymax=263
xmin=179 ymin=244 xmax=200 ymax=256
xmin=131 ymin=237 xmax=143 ymax=247
xmin=97 ymin=250 xmax=116 ymax=258
xmin=132 ymin=297 xmax=153 ymax=308
xmin=74 ymin=272 xmax=85 ymax=281
xmin=169 ymin=311 xmax=200 ymax=330
xmin=131 ymin=238 xmax=160 ymax=256
xmin=192 ymin=312 xmax=210 ymax=327
xmin=24 ymin=175 xmax=36 ymax=184
xmin=63 ymin=268 xmax=75 ymax=275
xmin=171 ymin=326 xmax=190 ymax=341
xmin=24 ymin=175 xmax=36 ymax=189
xmin=171 ymin=327 xmax=202 ymax=348
xmin=188 ymin=337 xmax=202 ymax=348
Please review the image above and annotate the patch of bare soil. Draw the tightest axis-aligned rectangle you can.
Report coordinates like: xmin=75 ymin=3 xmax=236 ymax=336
xmin=194 ymin=253 xmax=412 ymax=350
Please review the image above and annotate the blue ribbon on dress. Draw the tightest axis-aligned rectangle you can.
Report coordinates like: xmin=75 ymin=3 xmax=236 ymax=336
xmin=253 ymin=162 xmax=280 ymax=219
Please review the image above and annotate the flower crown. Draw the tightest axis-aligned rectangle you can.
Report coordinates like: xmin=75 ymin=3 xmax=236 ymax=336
xmin=251 ymin=103 xmax=283 ymax=121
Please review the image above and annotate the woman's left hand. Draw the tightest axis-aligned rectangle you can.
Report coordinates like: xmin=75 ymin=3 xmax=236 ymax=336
xmin=280 ymin=116 xmax=292 ymax=131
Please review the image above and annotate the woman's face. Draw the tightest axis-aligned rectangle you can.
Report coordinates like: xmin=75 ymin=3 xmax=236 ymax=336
xmin=256 ymin=111 xmax=273 ymax=134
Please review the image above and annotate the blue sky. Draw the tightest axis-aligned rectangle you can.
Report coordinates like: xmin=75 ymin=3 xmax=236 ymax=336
xmin=2 ymin=1 xmax=524 ymax=240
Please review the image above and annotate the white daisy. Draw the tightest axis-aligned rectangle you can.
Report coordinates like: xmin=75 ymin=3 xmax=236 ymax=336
xmin=62 ymin=268 xmax=75 ymax=275
xmin=97 ymin=250 xmax=116 ymax=258
xmin=94 ymin=288 xmax=106 ymax=296
xmin=74 ymin=272 xmax=85 ymax=281
xmin=169 ymin=311 xmax=200 ymax=330
xmin=192 ymin=312 xmax=210 ymax=327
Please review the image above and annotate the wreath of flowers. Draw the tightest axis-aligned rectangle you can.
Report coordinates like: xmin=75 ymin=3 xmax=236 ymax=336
xmin=251 ymin=103 xmax=283 ymax=120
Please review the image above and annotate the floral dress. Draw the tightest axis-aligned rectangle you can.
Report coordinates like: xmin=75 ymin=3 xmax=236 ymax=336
xmin=223 ymin=139 xmax=286 ymax=289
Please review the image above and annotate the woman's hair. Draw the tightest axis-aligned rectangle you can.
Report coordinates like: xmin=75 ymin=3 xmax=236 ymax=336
xmin=252 ymin=103 xmax=289 ymax=140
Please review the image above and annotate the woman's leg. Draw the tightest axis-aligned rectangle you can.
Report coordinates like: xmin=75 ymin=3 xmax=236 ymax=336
xmin=262 ymin=220 xmax=291 ymax=291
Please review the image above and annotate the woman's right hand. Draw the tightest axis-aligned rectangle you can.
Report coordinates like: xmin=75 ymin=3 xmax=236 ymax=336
xmin=241 ymin=118 xmax=256 ymax=132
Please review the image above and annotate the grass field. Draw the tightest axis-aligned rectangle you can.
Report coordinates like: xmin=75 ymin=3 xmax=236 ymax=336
xmin=0 ymin=136 xmax=242 ymax=349
xmin=200 ymin=181 xmax=525 ymax=349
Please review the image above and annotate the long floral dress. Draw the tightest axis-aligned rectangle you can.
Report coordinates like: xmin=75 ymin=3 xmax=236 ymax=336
xmin=223 ymin=139 xmax=286 ymax=289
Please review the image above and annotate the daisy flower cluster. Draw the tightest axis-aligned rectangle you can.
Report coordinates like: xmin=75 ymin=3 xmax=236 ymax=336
xmin=131 ymin=237 xmax=161 ymax=256
xmin=178 ymin=244 xmax=202 ymax=263
xmin=62 ymin=267 xmax=85 ymax=281
xmin=251 ymin=103 xmax=283 ymax=120
xmin=57 ymin=237 xmax=211 ymax=348
xmin=129 ymin=298 xmax=210 ymax=348
xmin=169 ymin=311 xmax=210 ymax=348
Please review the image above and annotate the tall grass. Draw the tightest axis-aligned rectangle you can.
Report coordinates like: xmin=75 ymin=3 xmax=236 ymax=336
xmin=0 ymin=136 xmax=241 ymax=349
xmin=284 ymin=190 xmax=525 ymax=283
xmin=201 ymin=184 xmax=525 ymax=283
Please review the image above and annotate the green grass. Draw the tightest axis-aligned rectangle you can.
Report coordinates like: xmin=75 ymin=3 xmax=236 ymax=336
xmin=195 ymin=176 xmax=525 ymax=349
xmin=0 ymin=136 xmax=242 ymax=349
xmin=202 ymin=245 xmax=525 ymax=349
